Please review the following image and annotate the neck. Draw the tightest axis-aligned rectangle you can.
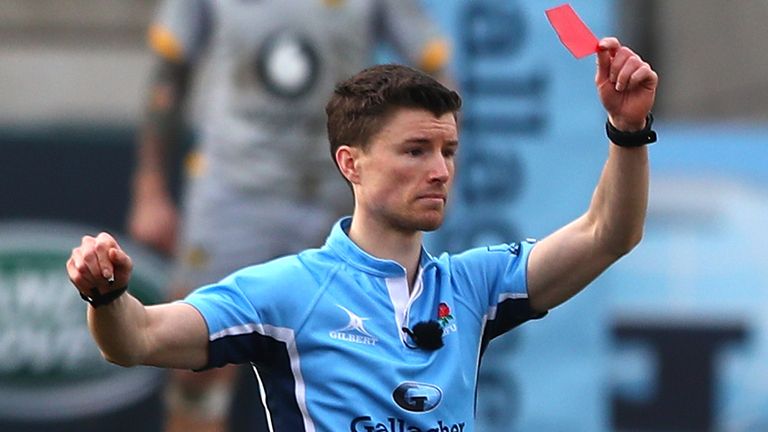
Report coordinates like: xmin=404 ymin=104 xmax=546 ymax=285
xmin=347 ymin=214 xmax=423 ymax=291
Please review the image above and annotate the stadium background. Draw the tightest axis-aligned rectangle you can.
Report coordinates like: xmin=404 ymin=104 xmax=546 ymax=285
xmin=1 ymin=0 xmax=768 ymax=430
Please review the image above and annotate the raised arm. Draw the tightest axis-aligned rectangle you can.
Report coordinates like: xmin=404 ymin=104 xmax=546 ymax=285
xmin=527 ymin=37 xmax=658 ymax=312
xmin=66 ymin=233 xmax=208 ymax=370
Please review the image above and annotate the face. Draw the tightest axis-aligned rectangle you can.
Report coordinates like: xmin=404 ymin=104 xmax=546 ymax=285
xmin=343 ymin=108 xmax=459 ymax=233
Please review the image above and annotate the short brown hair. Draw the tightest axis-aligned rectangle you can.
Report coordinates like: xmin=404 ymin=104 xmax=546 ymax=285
xmin=325 ymin=64 xmax=461 ymax=169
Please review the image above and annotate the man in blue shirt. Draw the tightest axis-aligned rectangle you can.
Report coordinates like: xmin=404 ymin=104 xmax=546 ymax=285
xmin=67 ymin=36 xmax=658 ymax=431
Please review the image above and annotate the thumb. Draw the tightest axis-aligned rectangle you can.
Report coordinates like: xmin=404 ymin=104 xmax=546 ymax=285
xmin=109 ymin=248 xmax=133 ymax=276
xmin=595 ymin=37 xmax=618 ymax=84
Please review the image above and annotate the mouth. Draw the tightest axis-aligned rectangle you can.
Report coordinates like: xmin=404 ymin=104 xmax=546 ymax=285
xmin=417 ymin=194 xmax=446 ymax=203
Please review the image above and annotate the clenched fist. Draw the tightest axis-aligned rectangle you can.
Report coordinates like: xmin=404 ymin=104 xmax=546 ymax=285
xmin=66 ymin=232 xmax=133 ymax=305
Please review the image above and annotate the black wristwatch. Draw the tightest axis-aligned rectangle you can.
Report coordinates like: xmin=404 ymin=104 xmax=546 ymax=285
xmin=80 ymin=285 xmax=129 ymax=308
xmin=606 ymin=113 xmax=657 ymax=147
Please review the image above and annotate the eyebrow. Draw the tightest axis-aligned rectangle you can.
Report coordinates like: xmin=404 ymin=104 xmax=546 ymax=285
xmin=402 ymin=137 xmax=431 ymax=145
xmin=401 ymin=137 xmax=460 ymax=146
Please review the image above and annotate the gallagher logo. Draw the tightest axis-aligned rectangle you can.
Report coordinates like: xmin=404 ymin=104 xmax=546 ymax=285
xmin=392 ymin=382 xmax=443 ymax=412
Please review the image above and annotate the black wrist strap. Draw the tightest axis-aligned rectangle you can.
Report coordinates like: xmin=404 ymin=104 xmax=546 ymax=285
xmin=606 ymin=113 xmax=657 ymax=147
xmin=80 ymin=285 xmax=128 ymax=308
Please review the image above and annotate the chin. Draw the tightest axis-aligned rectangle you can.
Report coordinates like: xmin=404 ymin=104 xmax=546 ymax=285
xmin=420 ymin=224 xmax=441 ymax=232
xmin=412 ymin=213 xmax=444 ymax=232
xmin=386 ymin=209 xmax=444 ymax=233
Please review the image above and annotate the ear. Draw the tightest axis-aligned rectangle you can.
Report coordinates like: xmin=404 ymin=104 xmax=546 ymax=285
xmin=336 ymin=145 xmax=362 ymax=184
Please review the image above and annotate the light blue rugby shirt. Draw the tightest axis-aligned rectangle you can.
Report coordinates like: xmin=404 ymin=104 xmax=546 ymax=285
xmin=183 ymin=217 xmax=545 ymax=432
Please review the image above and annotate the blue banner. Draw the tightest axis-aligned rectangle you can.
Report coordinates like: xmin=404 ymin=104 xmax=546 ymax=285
xmin=608 ymin=124 xmax=768 ymax=431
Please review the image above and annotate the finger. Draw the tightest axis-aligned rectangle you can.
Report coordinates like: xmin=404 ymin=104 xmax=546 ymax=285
xmin=78 ymin=236 xmax=105 ymax=279
xmin=69 ymin=249 xmax=99 ymax=288
xmin=66 ymin=256 xmax=89 ymax=289
xmin=599 ymin=36 xmax=620 ymax=50
xmin=627 ymin=63 xmax=658 ymax=91
xmin=596 ymin=38 xmax=619 ymax=83
xmin=94 ymin=233 xmax=115 ymax=280
xmin=95 ymin=232 xmax=118 ymax=249
xmin=81 ymin=247 xmax=105 ymax=285
xmin=614 ymin=56 xmax=642 ymax=92
xmin=109 ymin=247 xmax=133 ymax=275
xmin=608 ymin=47 xmax=634 ymax=89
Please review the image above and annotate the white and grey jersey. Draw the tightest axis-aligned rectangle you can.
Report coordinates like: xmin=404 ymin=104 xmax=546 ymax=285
xmin=151 ymin=0 xmax=446 ymax=200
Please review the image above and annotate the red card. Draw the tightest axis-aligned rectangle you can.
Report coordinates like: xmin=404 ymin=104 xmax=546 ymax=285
xmin=545 ymin=4 xmax=599 ymax=58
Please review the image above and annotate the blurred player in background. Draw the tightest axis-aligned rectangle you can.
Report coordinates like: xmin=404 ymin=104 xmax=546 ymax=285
xmin=127 ymin=0 xmax=450 ymax=431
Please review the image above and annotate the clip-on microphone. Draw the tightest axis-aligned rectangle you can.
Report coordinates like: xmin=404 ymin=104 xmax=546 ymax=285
xmin=402 ymin=321 xmax=444 ymax=351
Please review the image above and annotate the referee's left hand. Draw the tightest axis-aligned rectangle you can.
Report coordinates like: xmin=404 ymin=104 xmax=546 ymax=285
xmin=595 ymin=37 xmax=658 ymax=131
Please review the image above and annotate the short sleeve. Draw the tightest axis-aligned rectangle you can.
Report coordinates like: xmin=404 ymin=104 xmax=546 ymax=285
xmin=450 ymin=240 xmax=546 ymax=346
xmin=180 ymin=255 xmax=323 ymax=370
xmin=181 ymin=274 xmax=265 ymax=369
xmin=376 ymin=0 xmax=450 ymax=73
xmin=148 ymin=0 xmax=211 ymax=62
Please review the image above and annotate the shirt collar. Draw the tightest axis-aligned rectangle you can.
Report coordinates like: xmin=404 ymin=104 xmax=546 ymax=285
xmin=325 ymin=217 xmax=436 ymax=277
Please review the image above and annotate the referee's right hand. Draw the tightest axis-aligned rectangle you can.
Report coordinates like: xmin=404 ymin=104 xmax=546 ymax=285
xmin=66 ymin=232 xmax=133 ymax=299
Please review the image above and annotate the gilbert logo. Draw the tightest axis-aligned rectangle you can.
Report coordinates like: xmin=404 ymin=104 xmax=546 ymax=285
xmin=329 ymin=305 xmax=378 ymax=346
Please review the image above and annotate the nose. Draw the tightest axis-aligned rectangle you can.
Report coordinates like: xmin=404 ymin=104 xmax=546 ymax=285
xmin=428 ymin=153 xmax=451 ymax=183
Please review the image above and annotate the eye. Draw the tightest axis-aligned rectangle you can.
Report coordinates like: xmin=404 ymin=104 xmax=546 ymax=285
xmin=407 ymin=148 xmax=424 ymax=157
xmin=442 ymin=148 xmax=457 ymax=158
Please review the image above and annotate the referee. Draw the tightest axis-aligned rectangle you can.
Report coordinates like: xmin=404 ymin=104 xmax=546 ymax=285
xmin=67 ymin=37 xmax=657 ymax=431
